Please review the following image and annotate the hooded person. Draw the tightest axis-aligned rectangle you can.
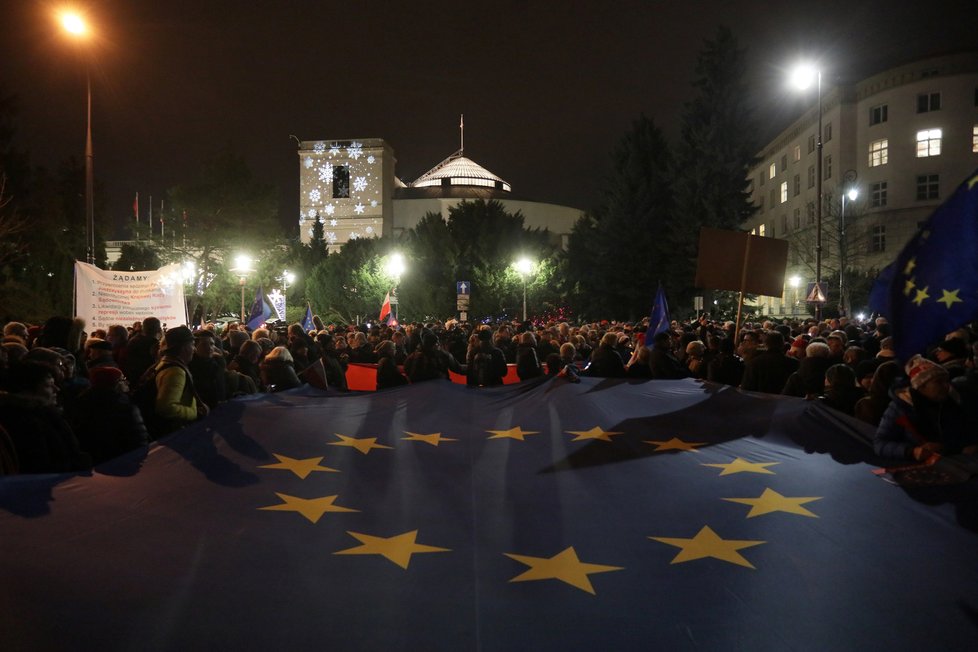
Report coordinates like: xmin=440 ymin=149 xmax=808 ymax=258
xmin=137 ymin=326 xmax=207 ymax=439
xmin=873 ymin=355 xmax=977 ymax=461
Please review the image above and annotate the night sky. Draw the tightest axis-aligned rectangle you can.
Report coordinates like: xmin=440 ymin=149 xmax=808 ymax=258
xmin=2 ymin=0 xmax=975 ymax=238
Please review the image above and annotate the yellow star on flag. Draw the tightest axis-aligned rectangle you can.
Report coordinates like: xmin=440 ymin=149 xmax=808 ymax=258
xmin=644 ymin=438 xmax=706 ymax=452
xmin=650 ymin=525 xmax=765 ymax=569
xmin=334 ymin=530 xmax=451 ymax=569
xmin=487 ymin=426 xmax=540 ymax=441
xmin=903 ymin=277 xmax=916 ymax=297
xmin=723 ymin=487 xmax=821 ymax=518
xmin=903 ymin=257 xmax=917 ymax=276
xmin=937 ymin=289 xmax=963 ymax=309
xmin=702 ymin=457 xmax=778 ymax=476
xmin=258 ymin=454 xmax=339 ymax=479
xmin=328 ymin=433 xmax=393 ymax=455
xmin=565 ymin=426 xmax=623 ymax=442
xmin=912 ymin=286 xmax=930 ymax=306
xmin=402 ymin=432 xmax=457 ymax=446
xmin=258 ymin=493 xmax=358 ymax=524
xmin=505 ymin=546 xmax=623 ymax=595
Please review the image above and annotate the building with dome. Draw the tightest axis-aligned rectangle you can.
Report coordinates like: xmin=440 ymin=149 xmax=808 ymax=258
xmin=297 ymin=138 xmax=583 ymax=249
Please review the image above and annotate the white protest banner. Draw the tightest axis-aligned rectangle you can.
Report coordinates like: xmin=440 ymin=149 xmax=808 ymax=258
xmin=74 ymin=262 xmax=187 ymax=331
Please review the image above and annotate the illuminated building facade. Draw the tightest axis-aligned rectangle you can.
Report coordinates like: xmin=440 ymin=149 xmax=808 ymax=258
xmin=743 ymin=51 xmax=978 ymax=316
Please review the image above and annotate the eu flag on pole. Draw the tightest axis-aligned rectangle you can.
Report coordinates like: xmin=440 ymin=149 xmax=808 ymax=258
xmin=301 ymin=303 xmax=315 ymax=332
xmin=644 ymin=282 xmax=671 ymax=345
xmin=886 ymin=168 xmax=978 ymax=361
xmin=246 ymin=285 xmax=275 ymax=330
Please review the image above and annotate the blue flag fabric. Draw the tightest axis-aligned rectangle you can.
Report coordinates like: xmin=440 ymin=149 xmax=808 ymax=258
xmin=302 ymin=304 xmax=315 ymax=332
xmin=885 ymin=168 xmax=978 ymax=361
xmin=246 ymin=285 xmax=274 ymax=330
xmin=2 ymin=379 xmax=978 ymax=650
xmin=644 ymin=282 xmax=671 ymax=344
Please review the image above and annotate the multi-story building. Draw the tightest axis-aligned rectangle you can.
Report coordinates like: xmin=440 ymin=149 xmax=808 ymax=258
xmin=744 ymin=51 xmax=978 ymax=317
xmin=297 ymin=139 xmax=582 ymax=249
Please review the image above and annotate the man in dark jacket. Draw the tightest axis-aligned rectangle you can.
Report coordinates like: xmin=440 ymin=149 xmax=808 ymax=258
xmin=467 ymin=330 xmax=508 ymax=387
xmin=741 ymin=331 xmax=798 ymax=394
xmin=649 ymin=332 xmax=689 ymax=380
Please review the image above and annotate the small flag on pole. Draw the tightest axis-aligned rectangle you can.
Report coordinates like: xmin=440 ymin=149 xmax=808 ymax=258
xmin=644 ymin=282 xmax=671 ymax=345
xmin=302 ymin=304 xmax=315 ymax=332
xmin=379 ymin=291 xmax=391 ymax=322
xmin=246 ymin=286 xmax=275 ymax=331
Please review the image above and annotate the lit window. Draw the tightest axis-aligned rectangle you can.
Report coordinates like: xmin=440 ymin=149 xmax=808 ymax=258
xmin=780 ymin=181 xmax=788 ymax=203
xmin=758 ymin=223 xmax=766 ymax=237
xmin=793 ymin=145 xmax=801 ymax=161
xmin=916 ymin=129 xmax=942 ymax=157
xmin=870 ymin=104 xmax=888 ymax=125
xmin=871 ymin=225 xmax=886 ymax=252
xmin=868 ymin=139 xmax=888 ymax=167
xmin=824 ymin=155 xmax=832 ymax=179
xmin=870 ymin=181 xmax=888 ymax=208
xmin=973 ymin=125 xmax=978 ymax=153
xmin=916 ymin=174 xmax=939 ymax=200
xmin=769 ymin=163 xmax=776 ymax=179
xmin=917 ymin=92 xmax=941 ymax=113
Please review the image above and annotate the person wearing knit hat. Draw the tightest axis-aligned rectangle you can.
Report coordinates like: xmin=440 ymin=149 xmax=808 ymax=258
xmin=934 ymin=337 xmax=970 ymax=380
xmin=874 ymin=354 xmax=976 ymax=462
xmin=88 ymin=366 xmax=124 ymax=390
xmin=67 ymin=365 xmax=148 ymax=465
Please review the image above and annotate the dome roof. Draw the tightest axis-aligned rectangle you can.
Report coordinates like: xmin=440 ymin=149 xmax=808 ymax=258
xmin=411 ymin=151 xmax=511 ymax=192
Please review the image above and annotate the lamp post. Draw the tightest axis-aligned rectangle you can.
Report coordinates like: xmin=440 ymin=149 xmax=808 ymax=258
xmin=791 ymin=64 xmax=823 ymax=321
xmin=514 ymin=258 xmax=534 ymax=322
xmin=282 ymin=270 xmax=295 ymax=319
xmin=839 ymin=186 xmax=858 ymax=317
xmin=60 ymin=10 xmax=95 ymax=265
xmin=789 ymin=275 xmax=801 ymax=318
xmin=384 ymin=253 xmax=405 ymax=321
xmin=231 ymin=254 xmax=253 ymax=325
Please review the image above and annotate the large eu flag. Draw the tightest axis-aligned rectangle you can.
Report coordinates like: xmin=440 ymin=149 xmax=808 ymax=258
xmin=885 ymin=168 xmax=978 ymax=360
xmin=2 ymin=379 xmax=978 ymax=650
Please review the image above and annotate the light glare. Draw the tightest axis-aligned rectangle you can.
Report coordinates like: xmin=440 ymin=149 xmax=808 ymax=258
xmin=60 ymin=12 xmax=87 ymax=36
xmin=515 ymin=258 xmax=534 ymax=275
xmin=790 ymin=65 xmax=817 ymax=90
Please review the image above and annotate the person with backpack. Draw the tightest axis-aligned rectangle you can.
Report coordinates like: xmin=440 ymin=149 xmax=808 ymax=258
xmin=466 ymin=329 xmax=507 ymax=387
xmin=136 ymin=326 xmax=207 ymax=439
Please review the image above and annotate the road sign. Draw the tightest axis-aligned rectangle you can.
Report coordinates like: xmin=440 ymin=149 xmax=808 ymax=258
xmin=805 ymin=282 xmax=828 ymax=304
xmin=456 ymin=281 xmax=470 ymax=295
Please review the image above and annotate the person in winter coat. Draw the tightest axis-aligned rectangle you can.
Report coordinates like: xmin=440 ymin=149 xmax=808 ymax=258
xmin=874 ymin=355 xmax=978 ymax=461
xmin=260 ymin=346 xmax=303 ymax=392
xmin=67 ymin=366 xmax=148 ymax=465
xmin=515 ymin=332 xmax=543 ymax=381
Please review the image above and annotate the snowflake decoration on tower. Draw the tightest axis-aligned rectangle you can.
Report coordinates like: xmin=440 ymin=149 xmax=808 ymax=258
xmin=324 ymin=204 xmax=335 ymax=216
xmin=307 ymin=208 xmax=318 ymax=218
xmin=326 ymin=231 xmax=337 ymax=244
xmin=370 ymin=200 xmax=378 ymax=208
xmin=309 ymin=189 xmax=322 ymax=203
xmin=307 ymin=228 xmax=315 ymax=237
xmin=329 ymin=143 xmax=340 ymax=156
xmin=367 ymin=155 xmax=376 ymax=164
xmin=313 ymin=142 xmax=326 ymax=153
xmin=349 ymin=232 xmax=360 ymax=240
xmin=353 ymin=176 xmax=367 ymax=192
xmin=318 ymin=163 xmax=334 ymax=182
xmin=347 ymin=141 xmax=363 ymax=160
xmin=330 ymin=218 xmax=337 ymax=226
xmin=354 ymin=203 xmax=365 ymax=215
xmin=304 ymin=157 xmax=314 ymax=169
xmin=365 ymin=226 xmax=374 ymax=234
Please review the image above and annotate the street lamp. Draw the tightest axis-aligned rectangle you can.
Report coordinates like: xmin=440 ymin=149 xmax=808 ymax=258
xmin=791 ymin=63 xmax=823 ymax=321
xmin=59 ymin=9 xmax=95 ymax=266
xmin=231 ymin=254 xmax=253 ymax=325
xmin=384 ymin=253 xmax=405 ymax=320
xmin=839 ymin=186 xmax=858 ymax=317
xmin=789 ymin=275 xmax=801 ymax=317
xmin=514 ymin=257 xmax=534 ymax=322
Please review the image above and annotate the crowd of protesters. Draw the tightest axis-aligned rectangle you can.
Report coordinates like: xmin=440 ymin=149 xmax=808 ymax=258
xmin=1 ymin=311 xmax=976 ymax=476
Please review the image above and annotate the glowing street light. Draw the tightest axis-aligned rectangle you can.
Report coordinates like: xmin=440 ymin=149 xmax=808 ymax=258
xmin=384 ymin=253 xmax=406 ymax=320
xmin=58 ymin=9 xmax=96 ymax=265
xmin=789 ymin=275 xmax=801 ymax=317
xmin=231 ymin=254 xmax=254 ymax=324
xmin=790 ymin=62 xmax=823 ymax=320
xmin=514 ymin=257 xmax=534 ymax=322
xmin=839 ymin=186 xmax=859 ymax=317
